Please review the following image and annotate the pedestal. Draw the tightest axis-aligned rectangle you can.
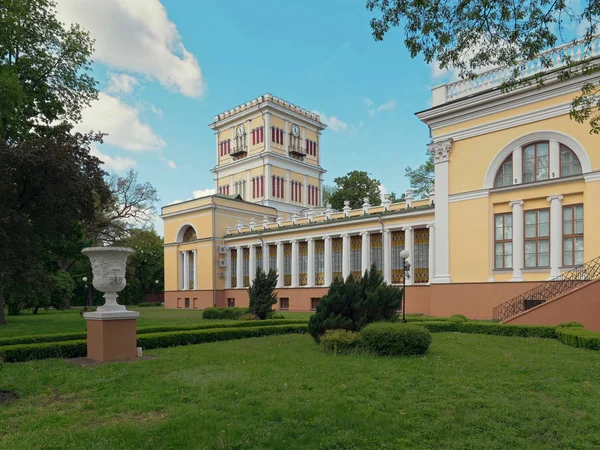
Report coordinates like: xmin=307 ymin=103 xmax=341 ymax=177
xmin=84 ymin=311 xmax=140 ymax=362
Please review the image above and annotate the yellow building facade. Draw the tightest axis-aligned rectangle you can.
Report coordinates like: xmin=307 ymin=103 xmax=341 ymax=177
xmin=162 ymin=36 xmax=600 ymax=318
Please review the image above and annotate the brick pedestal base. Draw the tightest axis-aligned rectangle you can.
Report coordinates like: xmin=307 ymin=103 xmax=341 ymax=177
xmin=84 ymin=311 xmax=139 ymax=362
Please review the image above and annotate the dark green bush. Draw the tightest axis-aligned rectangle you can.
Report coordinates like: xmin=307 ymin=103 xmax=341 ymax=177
xmin=266 ymin=312 xmax=286 ymax=320
xmin=238 ymin=313 xmax=260 ymax=320
xmin=557 ymin=322 xmax=584 ymax=328
xmin=450 ymin=314 xmax=469 ymax=322
xmin=202 ymin=307 xmax=223 ymax=319
xmin=416 ymin=321 xmax=557 ymax=338
xmin=361 ymin=323 xmax=432 ymax=356
xmin=320 ymin=329 xmax=362 ymax=354
xmin=556 ymin=326 xmax=600 ymax=350
xmin=137 ymin=302 xmax=162 ymax=307
xmin=0 ymin=340 xmax=87 ymax=362
xmin=248 ymin=268 xmax=278 ymax=319
xmin=309 ymin=265 xmax=401 ymax=341
xmin=220 ymin=307 xmax=249 ymax=320
xmin=406 ymin=316 xmax=450 ymax=322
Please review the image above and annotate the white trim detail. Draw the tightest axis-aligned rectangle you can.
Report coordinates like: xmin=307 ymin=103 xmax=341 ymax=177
xmin=175 ymin=223 xmax=198 ymax=243
xmin=448 ymin=189 xmax=489 ymax=203
xmin=584 ymin=171 xmax=600 ymax=183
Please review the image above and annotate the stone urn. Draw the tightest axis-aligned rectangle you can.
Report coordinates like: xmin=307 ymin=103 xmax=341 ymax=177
xmin=81 ymin=247 xmax=136 ymax=315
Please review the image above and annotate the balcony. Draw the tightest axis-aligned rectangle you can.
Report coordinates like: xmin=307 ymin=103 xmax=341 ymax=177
xmin=229 ymin=134 xmax=248 ymax=159
xmin=288 ymin=144 xmax=307 ymax=159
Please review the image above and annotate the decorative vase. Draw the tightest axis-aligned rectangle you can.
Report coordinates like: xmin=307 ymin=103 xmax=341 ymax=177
xmin=81 ymin=247 xmax=134 ymax=312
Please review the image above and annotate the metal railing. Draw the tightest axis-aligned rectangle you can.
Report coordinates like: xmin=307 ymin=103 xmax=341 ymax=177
xmin=447 ymin=34 xmax=600 ymax=101
xmin=493 ymin=256 xmax=600 ymax=322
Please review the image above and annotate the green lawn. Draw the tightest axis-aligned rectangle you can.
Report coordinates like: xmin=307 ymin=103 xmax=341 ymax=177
xmin=0 ymin=308 xmax=312 ymax=338
xmin=2 ymin=333 xmax=600 ymax=449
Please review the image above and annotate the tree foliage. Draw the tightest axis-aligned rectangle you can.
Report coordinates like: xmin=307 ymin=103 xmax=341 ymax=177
xmin=328 ymin=170 xmax=384 ymax=211
xmin=0 ymin=0 xmax=97 ymax=141
xmin=367 ymin=0 xmax=600 ymax=133
xmin=309 ymin=265 xmax=402 ymax=341
xmin=248 ymin=268 xmax=278 ymax=320
xmin=405 ymin=154 xmax=434 ymax=199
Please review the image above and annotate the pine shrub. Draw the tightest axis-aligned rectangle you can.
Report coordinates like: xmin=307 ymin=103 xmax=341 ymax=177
xmin=361 ymin=323 xmax=432 ymax=356
xmin=248 ymin=268 xmax=278 ymax=319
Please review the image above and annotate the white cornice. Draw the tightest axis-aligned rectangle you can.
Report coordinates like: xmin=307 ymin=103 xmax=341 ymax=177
xmin=211 ymin=152 xmax=326 ymax=178
xmin=448 ymin=189 xmax=489 ymax=203
xmin=161 ymin=202 xmax=277 ymax=220
xmin=584 ymin=171 xmax=600 ymax=183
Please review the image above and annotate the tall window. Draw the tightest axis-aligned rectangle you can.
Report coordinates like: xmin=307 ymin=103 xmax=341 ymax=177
xmin=370 ymin=233 xmax=383 ymax=274
xmin=272 ymin=176 xmax=285 ymax=199
xmin=315 ymin=239 xmax=325 ymax=285
xmin=560 ymin=145 xmax=582 ymax=177
xmin=218 ymin=185 xmax=230 ymax=195
xmin=391 ymin=231 xmax=405 ymax=284
xmin=523 ymin=142 xmax=549 ymax=183
xmin=272 ymin=127 xmax=284 ymax=145
xmin=306 ymin=139 xmax=318 ymax=157
xmin=242 ymin=248 xmax=250 ymax=287
xmin=494 ymin=157 xmax=513 ymax=187
xmin=524 ymin=209 xmax=550 ymax=268
xmin=563 ymin=205 xmax=584 ymax=266
xmin=494 ymin=213 xmax=513 ymax=269
xmin=291 ymin=181 xmax=303 ymax=203
xmin=414 ymin=228 xmax=430 ymax=283
xmin=283 ymin=243 xmax=292 ymax=286
xmin=350 ymin=235 xmax=362 ymax=279
xmin=252 ymin=176 xmax=264 ymax=199
xmin=231 ymin=249 xmax=237 ymax=287
xmin=269 ymin=245 xmax=277 ymax=271
xmin=256 ymin=246 xmax=263 ymax=272
xmin=251 ymin=126 xmax=264 ymax=145
xmin=234 ymin=180 xmax=247 ymax=199
xmin=308 ymin=185 xmax=320 ymax=206
xmin=219 ymin=139 xmax=231 ymax=157
xmin=299 ymin=242 xmax=308 ymax=286
xmin=332 ymin=238 xmax=343 ymax=280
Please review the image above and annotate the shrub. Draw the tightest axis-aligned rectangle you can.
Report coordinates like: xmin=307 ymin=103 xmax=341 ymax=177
xmin=450 ymin=314 xmax=469 ymax=322
xmin=267 ymin=312 xmax=286 ymax=319
xmin=248 ymin=268 xmax=278 ymax=319
xmin=137 ymin=302 xmax=162 ymax=307
xmin=309 ymin=265 xmax=401 ymax=341
xmin=556 ymin=326 xmax=600 ymax=350
xmin=361 ymin=323 xmax=432 ymax=356
xmin=238 ymin=313 xmax=259 ymax=321
xmin=202 ymin=307 xmax=224 ymax=320
xmin=320 ymin=329 xmax=362 ymax=355
xmin=221 ymin=307 xmax=249 ymax=320
xmin=416 ymin=321 xmax=557 ymax=338
xmin=0 ymin=340 xmax=87 ymax=363
xmin=557 ymin=322 xmax=584 ymax=328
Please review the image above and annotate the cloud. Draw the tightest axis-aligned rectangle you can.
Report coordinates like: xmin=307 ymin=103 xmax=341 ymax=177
xmin=378 ymin=184 xmax=388 ymax=201
xmin=167 ymin=159 xmax=176 ymax=169
xmin=75 ymin=92 xmax=165 ymax=152
xmin=377 ymin=100 xmax=397 ymax=112
xmin=365 ymin=98 xmax=396 ymax=116
xmin=56 ymin=0 xmax=205 ymax=98
xmin=150 ymin=104 xmax=164 ymax=117
xmin=106 ymin=73 xmax=138 ymax=95
xmin=193 ymin=188 xmax=216 ymax=198
xmin=90 ymin=145 xmax=137 ymax=173
xmin=168 ymin=199 xmax=184 ymax=205
xmin=312 ymin=110 xmax=348 ymax=133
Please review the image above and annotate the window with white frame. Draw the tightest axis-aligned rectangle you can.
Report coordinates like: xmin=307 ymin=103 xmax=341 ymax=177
xmin=563 ymin=205 xmax=584 ymax=266
xmin=494 ymin=213 xmax=513 ymax=269
xmin=494 ymin=157 xmax=513 ymax=188
xmin=524 ymin=209 xmax=550 ymax=268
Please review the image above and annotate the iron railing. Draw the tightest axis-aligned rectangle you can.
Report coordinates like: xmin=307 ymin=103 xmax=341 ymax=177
xmin=493 ymin=256 xmax=600 ymax=322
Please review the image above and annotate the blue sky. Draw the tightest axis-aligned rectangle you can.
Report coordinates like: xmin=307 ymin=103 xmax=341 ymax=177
xmin=57 ymin=0 xmax=448 ymax=236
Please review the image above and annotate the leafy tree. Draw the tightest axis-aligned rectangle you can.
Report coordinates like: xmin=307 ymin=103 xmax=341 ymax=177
xmin=328 ymin=170 xmax=383 ymax=211
xmin=248 ymin=268 xmax=278 ymax=320
xmin=405 ymin=154 xmax=434 ymax=199
xmin=0 ymin=0 xmax=97 ymax=141
xmin=388 ymin=191 xmax=405 ymax=203
xmin=322 ymin=184 xmax=337 ymax=207
xmin=367 ymin=0 xmax=600 ymax=133
xmin=309 ymin=265 xmax=402 ymax=341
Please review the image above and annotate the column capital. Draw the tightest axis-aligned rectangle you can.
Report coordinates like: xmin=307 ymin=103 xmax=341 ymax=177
xmin=290 ymin=239 xmax=298 ymax=244
xmin=360 ymin=230 xmax=369 ymax=237
xmin=547 ymin=194 xmax=564 ymax=202
xmin=341 ymin=233 xmax=349 ymax=238
xmin=324 ymin=235 xmax=332 ymax=241
xmin=307 ymin=237 xmax=314 ymax=242
xmin=236 ymin=245 xmax=243 ymax=250
xmin=426 ymin=223 xmax=435 ymax=229
xmin=427 ymin=139 xmax=452 ymax=163
xmin=508 ymin=200 xmax=524 ymax=208
xmin=402 ymin=226 xmax=412 ymax=232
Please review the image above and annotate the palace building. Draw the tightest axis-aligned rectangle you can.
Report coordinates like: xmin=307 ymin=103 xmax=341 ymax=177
xmin=162 ymin=36 xmax=600 ymax=327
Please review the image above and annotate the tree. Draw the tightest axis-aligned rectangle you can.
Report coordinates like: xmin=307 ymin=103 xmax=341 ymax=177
xmin=328 ymin=170 xmax=383 ymax=211
xmin=0 ymin=0 xmax=97 ymax=141
xmin=367 ymin=0 xmax=600 ymax=133
xmin=248 ymin=268 xmax=278 ymax=320
xmin=322 ymin=184 xmax=337 ymax=207
xmin=405 ymin=154 xmax=434 ymax=199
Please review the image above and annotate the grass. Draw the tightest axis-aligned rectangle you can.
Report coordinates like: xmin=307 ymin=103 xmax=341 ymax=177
xmin=0 ymin=308 xmax=312 ymax=338
xmin=2 ymin=333 xmax=600 ymax=449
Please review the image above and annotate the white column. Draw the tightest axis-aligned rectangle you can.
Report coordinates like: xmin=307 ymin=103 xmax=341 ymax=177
xmin=264 ymin=112 xmax=271 ymax=153
xmin=548 ymin=195 xmax=564 ymax=278
xmin=276 ymin=241 xmax=284 ymax=288
xmin=262 ymin=243 xmax=269 ymax=271
xmin=509 ymin=200 xmax=524 ymax=281
xmin=342 ymin=234 xmax=350 ymax=279
xmin=291 ymin=239 xmax=299 ymax=287
xmin=361 ymin=231 xmax=370 ymax=275
xmin=225 ymin=249 xmax=232 ymax=288
xmin=549 ymin=140 xmax=560 ymax=179
xmin=179 ymin=251 xmax=184 ymax=290
xmin=403 ymin=227 xmax=414 ymax=285
xmin=383 ymin=229 xmax=391 ymax=283
xmin=192 ymin=249 xmax=198 ymax=290
xmin=427 ymin=224 xmax=435 ymax=283
xmin=249 ymin=244 xmax=256 ymax=286
xmin=183 ymin=251 xmax=190 ymax=290
xmin=307 ymin=238 xmax=315 ymax=287
xmin=324 ymin=236 xmax=332 ymax=286
xmin=512 ymin=147 xmax=522 ymax=184
xmin=428 ymin=139 xmax=452 ymax=283
xmin=236 ymin=246 xmax=243 ymax=288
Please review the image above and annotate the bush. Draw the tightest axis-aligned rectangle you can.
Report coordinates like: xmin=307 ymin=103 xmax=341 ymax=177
xmin=556 ymin=326 xmax=600 ymax=350
xmin=202 ymin=307 xmax=223 ymax=320
xmin=0 ymin=340 xmax=87 ymax=362
xmin=416 ymin=321 xmax=557 ymax=338
xmin=202 ymin=307 xmax=248 ymax=320
xmin=450 ymin=314 xmax=468 ymax=322
xmin=320 ymin=329 xmax=362 ymax=355
xmin=361 ymin=323 xmax=432 ymax=356
xmin=267 ymin=312 xmax=286 ymax=320
xmin=137 ymin=302 xmax=162 ymax=307
xmin=557 ymin=322 xmax=584 ymax=328
xmin=309 ymin=265 xmax=401 ymax=341
xmin=238 ymin=313 xmax=259 ymax=320
xmin=248 ymin=268 xmax=278 ymax=319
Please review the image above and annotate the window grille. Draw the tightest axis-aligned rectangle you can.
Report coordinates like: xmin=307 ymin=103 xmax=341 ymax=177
xmin=391 ymin=231 xmax=405 ymax=284
xmin=414 ymin=228 xmax=429 ymax=284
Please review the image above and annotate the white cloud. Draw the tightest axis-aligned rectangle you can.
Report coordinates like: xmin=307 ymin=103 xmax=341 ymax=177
xmin=56 ymin=0 xmax=205 ymax=98
xmin=106 ymin=72 xmax=138 ymax=95
xmin=377 ymin=100 xmax=397 ymax=112
xmin=90 ymin=145 xmax=137 ymax=173
xmin=312 ymin=110 xmax=348 ymax=133
xmin=364 ymin=98 xmax=375 ymax=116
xmin=365 ymin=98 xmax=396 ymax=116
xmin=150 ymin=104 xmax=164 ymax=117
xmin=75 ymin=92 xmax=165 ymax=152
xmin=167 ymin=159 xmax=176 ymax=169
xmin=193 ymin=188 xmax=216 ymax=198
xmin=379 ymin=184 xmax=388 ymax=201
xmin=168 ymin=199 xmax=184 ymax=205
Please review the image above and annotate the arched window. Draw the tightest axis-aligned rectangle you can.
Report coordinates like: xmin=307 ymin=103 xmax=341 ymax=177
xmin=182 ymin=226 xmax=197 ymax=242
xmin=523 ymin=141 xmax=549 ymax=183
xmin=494 ymin=156 xmax=513 ymax=187
xmin=560 ymin=144 xmax=582 ymax=177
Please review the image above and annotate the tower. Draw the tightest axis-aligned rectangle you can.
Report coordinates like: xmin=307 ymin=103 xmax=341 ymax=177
xmin=209 ymin=93 xmax=327 ymax=216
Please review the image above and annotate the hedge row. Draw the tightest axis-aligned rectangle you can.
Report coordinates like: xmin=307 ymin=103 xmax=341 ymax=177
xmin=556 ymin=326 xmax=600 ymax=350
xmin=0 ymin=324 xmax=308 ymax=363
xmin=417 ymin=321 xmax=558 ymax=339
xmin=0 ymin=319 xmax=307 ymax=347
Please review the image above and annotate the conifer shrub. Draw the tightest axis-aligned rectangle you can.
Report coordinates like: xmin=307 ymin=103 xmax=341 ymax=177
xmin=309 ymin=265 xmax=401 ymax=341
xmin=360 ymin=323 xmax=432 ymax=356
xmin=248 ymin=268 xmax=278 ymax=319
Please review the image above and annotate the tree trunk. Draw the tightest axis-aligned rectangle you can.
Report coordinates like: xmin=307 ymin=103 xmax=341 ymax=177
xmin=33 ymin=306 xmax=38 ymax=315
xmin=0 ymin=278 xmax=6 ymax=325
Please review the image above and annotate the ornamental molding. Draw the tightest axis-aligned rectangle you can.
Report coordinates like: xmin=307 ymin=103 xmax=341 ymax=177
xmin=428 ymin=139 xmax=452 ymax=163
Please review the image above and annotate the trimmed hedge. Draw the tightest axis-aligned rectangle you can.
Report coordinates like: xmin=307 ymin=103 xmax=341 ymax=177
xmin=0 ymin=319 xmax=307 ymax=347
xmin=202 ymin=307 xmax=249 ymax=320
xmin=320 ymin=329 xmax=362 ymax=355
xmin=361 ymin=323 xmax=432 ymax=356
xmin=450 ymin=314 xmax=469 ymax=323
xmin=556 ymin=326 xmax=600 ymax=350
xmin=136 ymin=302 xmax=162 ymax=307
xmin=417 ymin=321 xmax=557 ymax=338
xmin=0 ymin=324 xmax=308 ymax=362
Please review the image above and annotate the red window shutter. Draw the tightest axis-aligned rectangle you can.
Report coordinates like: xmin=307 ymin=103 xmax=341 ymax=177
xmin=228 ymin=140 xmax=231 ymax=153
xmin=272 ymin=127 xmax=275 ymax=143
xmin=251 ymin=130 xmax=255 ymax=146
